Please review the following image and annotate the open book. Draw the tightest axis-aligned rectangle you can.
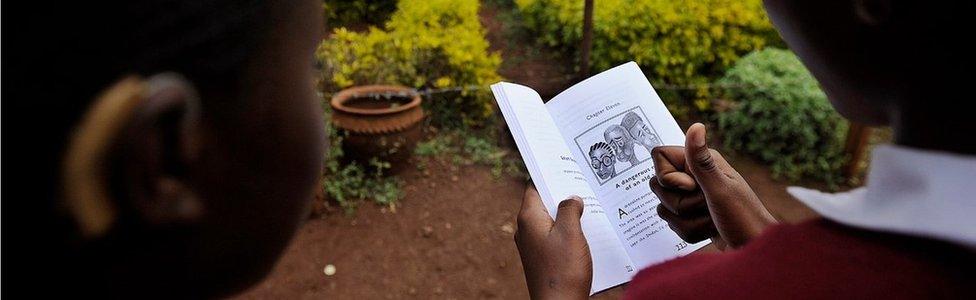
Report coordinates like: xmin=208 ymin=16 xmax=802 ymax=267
xmin=491 ymin=62 xmax=709 ymax=294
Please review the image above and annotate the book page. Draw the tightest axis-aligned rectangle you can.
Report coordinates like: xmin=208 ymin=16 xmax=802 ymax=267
xmin=546 ymin=62 xmax=709 ymax=271
xmin=491 ymin=83 xmax=635 ymax=294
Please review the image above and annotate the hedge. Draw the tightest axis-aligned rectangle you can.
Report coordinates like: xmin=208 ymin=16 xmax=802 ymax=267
xmin=516 ymin=0 xmax=781 ymax=110
xmin=318 ymin=0 xmax=502 ymax=128
xmin=717 ymin=48 xmax=848 ymax=187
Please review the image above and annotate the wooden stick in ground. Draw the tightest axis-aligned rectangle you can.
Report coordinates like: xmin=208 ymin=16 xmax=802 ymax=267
xmin=843 ymin=122 xmax=872 ymax=179
xmin=578 ymin=0 xmax=594 ymax=79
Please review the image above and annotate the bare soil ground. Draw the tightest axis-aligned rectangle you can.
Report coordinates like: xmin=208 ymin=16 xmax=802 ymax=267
xmin=481 ymin=1 xmax=577 ymax=98
xmin=234 ymin=3 xmax=819 ymax=299
xmin=235 ymin=158 xmax=534 ymax=299
xmin=234 ymin=148 xmax=817 ymax=299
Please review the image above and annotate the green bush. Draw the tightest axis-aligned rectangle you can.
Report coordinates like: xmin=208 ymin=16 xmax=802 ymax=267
xmin=318 ymin=0 xmax=502 ymax=128
xmin=322 ymin=0 xmax=397 ymax=28
xmin=516 ymin=0 xmax=780 ymax=110
xmin=717 ymin=48 xmax=848 ymax=187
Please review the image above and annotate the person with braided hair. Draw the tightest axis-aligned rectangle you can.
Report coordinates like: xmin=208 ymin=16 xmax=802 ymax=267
xmin=589 ymin=142 xmax=617 ymax=180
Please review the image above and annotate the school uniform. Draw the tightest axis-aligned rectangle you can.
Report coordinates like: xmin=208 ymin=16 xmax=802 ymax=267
xmin=625 ymin=145 xmax=976 ymax=299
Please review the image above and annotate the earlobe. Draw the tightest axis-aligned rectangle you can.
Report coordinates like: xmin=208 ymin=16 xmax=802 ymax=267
xmin=142 ymin=177 xmax=204 ymax=226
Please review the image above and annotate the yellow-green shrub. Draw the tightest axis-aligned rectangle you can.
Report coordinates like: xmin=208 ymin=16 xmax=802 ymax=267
xmin=516 ymin=0 xmax=781 ymax=109
xmin=318 ymin=0 xmax=502 ymax=128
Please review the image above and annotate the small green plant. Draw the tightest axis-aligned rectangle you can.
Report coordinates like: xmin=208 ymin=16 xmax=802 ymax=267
xmin=321 ymin=106 xmax=402 ymax=213
xmin=322 ymin=158 xmax=401 ymax=213
xmin=463 ymin=136 xmax=516 ymax=178
xmin=414 ymin=134 xmax=454 ymax=157
xmin=717 ymin=48 xmax=848 ymax=187
xmin=414 ymin=129 xmax=527 ymax=179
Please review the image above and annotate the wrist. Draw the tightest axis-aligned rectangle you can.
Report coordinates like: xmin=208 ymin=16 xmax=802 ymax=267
xmin=530 ymin=277 xmax=589 ymax=300
xmin=534 ymin=287 xmax=589 ymax=300
xmin=730 ymin=207 xmax=777 ymax=248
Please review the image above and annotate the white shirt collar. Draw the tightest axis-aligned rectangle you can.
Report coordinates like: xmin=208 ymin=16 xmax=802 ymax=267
xmin=788 ymin=144 xmax=976 ymax=248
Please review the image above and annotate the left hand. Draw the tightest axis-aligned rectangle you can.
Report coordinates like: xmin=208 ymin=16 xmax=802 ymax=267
xmin=515 ymin=184 xmax=592 ymax=299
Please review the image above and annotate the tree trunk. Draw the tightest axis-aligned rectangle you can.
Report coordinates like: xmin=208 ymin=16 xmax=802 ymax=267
xmin=842 ymin=123 xmax=872 ymax=179
xmin=579 ymin=0 xmax=595 ymax=79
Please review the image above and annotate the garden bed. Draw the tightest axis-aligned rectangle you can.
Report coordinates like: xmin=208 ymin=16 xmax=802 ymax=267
xmin=235 ymin=0 xmax=837 ymax=298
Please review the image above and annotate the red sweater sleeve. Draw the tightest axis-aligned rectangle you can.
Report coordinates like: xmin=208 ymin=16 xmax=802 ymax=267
xmin=624 ymin=219 xmax=975 ymax=299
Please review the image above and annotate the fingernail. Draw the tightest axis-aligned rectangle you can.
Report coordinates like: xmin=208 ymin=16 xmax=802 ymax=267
xmin=561 ymin=196 xmax=583 ymax=207
xmin=690 ymin=123 xmax=706 ymax=148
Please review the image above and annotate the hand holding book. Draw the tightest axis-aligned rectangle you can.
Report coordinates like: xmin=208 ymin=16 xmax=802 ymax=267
xmin=493 ymin=62 xmax=711 ymax=294
xmin=514 ymin=122 xmax=781 ymax=298
xmin=515 ymin=185 xmax=592 ymax=300
xmin=493 ymin=62 xmax=778 ymax=294
xmin=651 ymin=124 xmax=777 ymax=249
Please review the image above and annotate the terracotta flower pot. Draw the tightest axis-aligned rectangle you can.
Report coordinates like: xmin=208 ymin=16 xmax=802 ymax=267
xmin=330 ymin=85 xmax=425 ymax=173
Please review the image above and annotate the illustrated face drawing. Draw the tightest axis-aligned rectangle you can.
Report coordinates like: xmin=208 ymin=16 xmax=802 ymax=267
xmin=604 ymin=125 xmax=635 ymax=163
xmin=589 ymin=142 xmax=616 ymax=180
xmin=621 ymin=112 xmax=660 ymax=150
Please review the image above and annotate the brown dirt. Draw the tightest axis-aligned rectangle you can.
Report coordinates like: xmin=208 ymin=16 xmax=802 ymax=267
xmin=235 ymin=158 xmax=535 ymax=299
xmin=480 ymin=1 xmax=577 ymax=98
xmin=234 ymin=145 xmax=817 ymax=299
xmin=235 ymin=3 xmax=820 ymax=299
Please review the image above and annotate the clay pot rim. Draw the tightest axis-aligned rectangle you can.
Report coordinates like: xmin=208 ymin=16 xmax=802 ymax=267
xmin=331 ymin=85 xmax=422 ymax=116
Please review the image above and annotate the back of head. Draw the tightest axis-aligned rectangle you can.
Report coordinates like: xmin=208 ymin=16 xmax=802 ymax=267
xmin=762 ymin=0 xmax=975 ymax=153
xmin=4 ymin=0 xmax=325 ymax=297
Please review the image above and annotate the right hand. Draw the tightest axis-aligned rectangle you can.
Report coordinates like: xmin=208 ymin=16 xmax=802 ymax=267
xmin=650 ymin=123 xmax=777 ymax=249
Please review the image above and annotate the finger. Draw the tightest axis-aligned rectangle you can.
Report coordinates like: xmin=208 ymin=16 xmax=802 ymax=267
xmin=553 ymin=196 xmax=585 ymax=236
xmin=652 ymin=146 xmax=696 ymax=191
xmin=684 ymin=123 xmax=732 ymax=187
xmin=650 ymin=179 xmax=708 ymax=216
xmin=518 ymin=183 xmax=554 ymax=235
xmin=657 ymin=204 xmax=717 ymax=243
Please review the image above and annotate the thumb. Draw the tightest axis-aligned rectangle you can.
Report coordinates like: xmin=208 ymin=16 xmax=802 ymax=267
xmin=684 ymin=123 xmax=723 ymax=185
xmin=553 ymin=196 xmax=585 ymax=235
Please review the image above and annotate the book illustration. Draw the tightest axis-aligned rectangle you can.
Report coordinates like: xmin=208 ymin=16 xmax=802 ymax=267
xmin=621 ymin=111 xmax=662 ymax=153
xmin=492 ymin=63 xmax=711 ymax=294
xmin=604 ymin=125 xmax=640 ymax=165
xmin=575 ymin=106 xmax=660 ymax=185
xmin=589 ymin=142 xmax=616 ymax=179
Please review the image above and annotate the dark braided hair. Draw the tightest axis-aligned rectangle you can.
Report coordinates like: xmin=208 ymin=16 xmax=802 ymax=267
xmin=590 ymin=142 xmax=614 ymax=157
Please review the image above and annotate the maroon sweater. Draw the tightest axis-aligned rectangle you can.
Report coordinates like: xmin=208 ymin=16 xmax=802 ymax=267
xmin=624 ymin=219 xmax=974 ymax=299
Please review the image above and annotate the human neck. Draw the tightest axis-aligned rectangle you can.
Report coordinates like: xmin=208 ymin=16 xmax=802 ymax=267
xmin=891 ymin=100 xmax=976 ymax=155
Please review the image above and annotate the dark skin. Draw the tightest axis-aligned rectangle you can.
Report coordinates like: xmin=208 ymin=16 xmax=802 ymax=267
xmin=517 ymin=0 xmax=975 ymax=298
xmin=64 ymin=0 xmax=326 ymax=297
xmin=516 ymin=186 xmax=593 ymax=299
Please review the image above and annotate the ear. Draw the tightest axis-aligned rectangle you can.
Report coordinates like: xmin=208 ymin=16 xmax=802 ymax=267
xmin=63 ymin=73 xmax=205 ymax=238
xmin=118 ymin=73 xmax=206 ymax=229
